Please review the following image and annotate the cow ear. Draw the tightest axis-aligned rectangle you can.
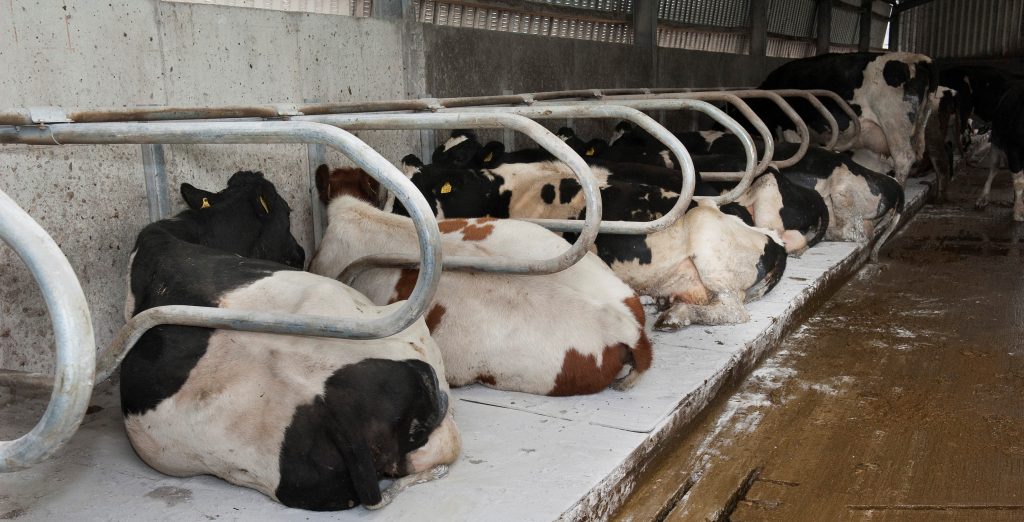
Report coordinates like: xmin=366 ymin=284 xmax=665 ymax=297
xmin=478 ymin=142 xmax=504 ymax=168
xmin=180 ymin=183 xmax=215 ymax=210
xmin=315 ymin=164 xmax=332 ymax=204
xmin=318 ymin=397 xmax=383 ymax=507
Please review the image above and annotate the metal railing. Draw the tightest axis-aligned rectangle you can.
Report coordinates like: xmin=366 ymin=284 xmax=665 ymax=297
xmin=0 ymin=189 xmax=95 ymax=472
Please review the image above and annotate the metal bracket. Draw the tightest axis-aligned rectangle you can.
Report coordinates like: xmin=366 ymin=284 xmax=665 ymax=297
xmin=27 ymin=107 xmax=72 ymax=124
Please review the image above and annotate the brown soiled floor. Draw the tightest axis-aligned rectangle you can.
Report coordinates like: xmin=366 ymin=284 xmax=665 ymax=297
xmin=614 ymin=165 xmax=1024 ymax=522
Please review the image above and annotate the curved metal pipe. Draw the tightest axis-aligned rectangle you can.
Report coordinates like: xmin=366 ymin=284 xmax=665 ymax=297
xmin=0 ymin=189 xmax=95 ymax=472
xmin=771 ymin=89 xmax=842 ymax=150
xmin=296 ymin=112 xmax=604 ymax=259
xmin=432 ymin=104 xmax=696 ymax=234
xmin=536 ymin=97 xmax=758 ymax=205
xmin=712 ymin=90 xmax=810 ymax=168
xmin=0 ymin=121 xmax=443 ymax=383
xmin=804 ymin=89 xmax=862 ymax=151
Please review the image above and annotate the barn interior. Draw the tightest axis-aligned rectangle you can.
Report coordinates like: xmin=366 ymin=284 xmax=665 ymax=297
xmin=1 ymin=0 xmax=1023 ymax=520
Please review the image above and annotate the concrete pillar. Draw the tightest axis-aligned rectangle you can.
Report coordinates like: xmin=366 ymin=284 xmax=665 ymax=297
xmin=859 ymin=0 xmax=873 ymax=51
xmin=816 ymin=0 xmax=832 ymax=55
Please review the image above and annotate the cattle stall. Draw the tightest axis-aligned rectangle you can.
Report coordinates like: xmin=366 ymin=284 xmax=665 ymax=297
xmin=0 ymin=0 xmax=978 ymax=520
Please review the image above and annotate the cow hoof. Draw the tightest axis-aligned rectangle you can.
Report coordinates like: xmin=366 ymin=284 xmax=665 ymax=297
xmin=975 ymin=197 xmax=990 ymax=210
xmin=1015 ymin=213 xmax=1024 ymax=222
xmin=653 ymin=312 xmax=689 ymax=331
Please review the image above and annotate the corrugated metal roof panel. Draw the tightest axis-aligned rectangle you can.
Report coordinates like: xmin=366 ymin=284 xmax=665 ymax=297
xmin=898 ymin=0 xmax=1024 ymax=58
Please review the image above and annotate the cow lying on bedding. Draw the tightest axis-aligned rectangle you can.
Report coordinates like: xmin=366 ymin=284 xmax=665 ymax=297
xmin=310 ymin=166 xmax=651 ymax=395
xmin=464 ymin=129 xmax=828 ymax=256
xmin=596 ymin=124 xmax=903 ymax=244
xmin=120 ymin=171 xmax=459 ymax=511
xmin=397 ymin=134 xmax=787 ymax=329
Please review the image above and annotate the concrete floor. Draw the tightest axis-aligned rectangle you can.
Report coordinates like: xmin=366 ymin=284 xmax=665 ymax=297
xmin=615 ymin=169 xmax=1024 ymax=521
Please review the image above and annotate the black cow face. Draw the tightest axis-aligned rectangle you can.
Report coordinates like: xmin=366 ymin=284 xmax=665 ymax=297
xmin=276 ymin=358 xmax=449 ymax=511
xmin=179 ymin=171 xmax=305 ymax=268
xmin=431 ymin=129 xmax=483 ymax=168
xmin=393 ymin=165 xmax=510 ymax=219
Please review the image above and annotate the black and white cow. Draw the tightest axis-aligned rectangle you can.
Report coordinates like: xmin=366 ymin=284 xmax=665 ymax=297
xmin=607 ymin=123 xmax=902 ymax=245
xmin=939 ymin=65 xmax=1024 ymax=210
xmin=401 ymin=138 xmax=788 ymax=329
xmin=990 ymin=82 xmax=1024 ymax=221
xmin=752 ymin=52 xmax=939 ymax=185
xmin=120 ymin=171 xmax=460 ymax=511
xmin=311 ymin=166 xmax=652 ymax=395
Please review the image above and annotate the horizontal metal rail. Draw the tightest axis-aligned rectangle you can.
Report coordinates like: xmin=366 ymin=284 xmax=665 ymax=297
xmin=291 ymin=111 xmax=605 ymax=260
xmin=0 ymin=188 xmax=95 ymax=472
xmin=0 ymin=121 xmax=444 ymax=383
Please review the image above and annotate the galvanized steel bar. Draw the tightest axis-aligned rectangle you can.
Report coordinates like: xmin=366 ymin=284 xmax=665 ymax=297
xmin=0 ymin=120 xmax=443 ymax=383
xmin=718 ymin=90 xmax=810 ymax=167
xmin=803 ymin=88 xmax=862 ymax=150
xmin=0 ymin=188 xmax=95 ymax=472
xmin=140 ymin=144 xmax=171 ymax=222
xmin=770 ymin=89 xmax=841 ymax=150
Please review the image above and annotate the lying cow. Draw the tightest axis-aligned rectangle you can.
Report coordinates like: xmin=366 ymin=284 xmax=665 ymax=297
xmin=990 ymin=82 xmax=1024 ymax=221
xmin=606 ymin=123 xmax=902 ymax=245
xmin=310 ymin=166 xmax=651 ymax=395
xmin=401 ymin=139 xmax=787 ymax=329
xmin=753 ymin=52 xmax=938 ymax=186
xmin=120 ymin=171 xmax=460 ymax=511
xmin=576 ymin=125 xmax=829 ymax=255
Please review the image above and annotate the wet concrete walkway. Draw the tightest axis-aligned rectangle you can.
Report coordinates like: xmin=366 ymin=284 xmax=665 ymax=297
xmin=615 ymin=170 xmax=1024 ymax=521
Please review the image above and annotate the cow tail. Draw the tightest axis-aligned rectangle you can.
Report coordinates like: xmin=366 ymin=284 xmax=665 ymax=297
xmin=806 ymin=189 xmax=831 ymax=248
xmin=746 ymin=238 xmax=787 ymax=301
xmin=318 ymin=396 xmax=384 ymax=508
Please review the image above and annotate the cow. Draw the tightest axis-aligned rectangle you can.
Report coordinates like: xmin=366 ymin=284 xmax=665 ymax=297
xmin=939 ymin=65 xmax=1024 ymax=211
xmin=120 ymin=171 xmax=460 ymax=511
xmin=310 ymin=166 xmax=652 ymax=395
xmin=398 ymin=141 xmax=787 ymax=329
xmin=752 ymin=52 xmax=938 ymax=186
xmin=605 ymin=123 xmax=902 ymax=247
xmin=990 ymin=82 xmax=1024 ymax=221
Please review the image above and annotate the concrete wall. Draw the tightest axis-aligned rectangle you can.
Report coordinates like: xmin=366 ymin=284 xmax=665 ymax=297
xmin=1 ymin=2 xmax=785 ymax=375
xmin=0 ymin=1 xmax=414 ymax=373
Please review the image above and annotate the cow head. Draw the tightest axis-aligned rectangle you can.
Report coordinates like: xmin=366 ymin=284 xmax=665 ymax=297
xmin=390 ymin=159 xmax=510 ymax=219
xmin=315 ymin=165 xmax=382 ymax=206
xmin=179 ymin=171 xmax=305 ymax=268
xmin=431 ymin=129 xmax=483 ymax=168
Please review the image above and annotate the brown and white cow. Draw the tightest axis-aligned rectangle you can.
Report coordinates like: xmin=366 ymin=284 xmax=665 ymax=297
xmin=310 ymin=166 xmax=652 ymax=395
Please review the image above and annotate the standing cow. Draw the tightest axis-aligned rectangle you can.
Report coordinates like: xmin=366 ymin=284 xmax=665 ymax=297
xmin=311 ymin=166 xmax=652 ymax=395
xmin=120 ymin=171 xmax=460 ymax=511
xmin=753 ymin=52 xmax=938 ymax=186
xmin=990 ymin=82 xmax=1024 ymax=221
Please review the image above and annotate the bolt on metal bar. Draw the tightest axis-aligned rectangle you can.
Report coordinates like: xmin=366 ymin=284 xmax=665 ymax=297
xmin=430 ymin=104 xmax=698 ymax=234
xmin=0 ymin=120 xmax=444 ymax=384
xmin=531 ymin=97 xmax=759 ymax=205
xmin=0 ymin=188 xmax=95 ymax=472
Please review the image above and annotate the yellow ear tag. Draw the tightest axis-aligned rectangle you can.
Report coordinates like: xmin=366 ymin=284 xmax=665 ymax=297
xmin=585 ymin=147 xmax=596 ymax=156
xmin=440 ymin=182 xmax=453 ymax=194
xmin=258 ymin=195 xmax=270 ymax=213
xmin=482 ymin=152 xmax=494 ymax=163
xmin=200 ymin=197 xmax=211 ymax=209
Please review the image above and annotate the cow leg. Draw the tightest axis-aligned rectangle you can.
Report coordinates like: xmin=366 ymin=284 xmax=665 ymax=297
xmin=365 ymin=465 xmax=450 ymax=510
xmin=1013 ymin=171 xmax=1024 ymax=222
xmin=975 ymin=159 xmax=998 ymax=210
xmin=925 ymin=112 xmax=952 ymax=202
xmin=870 ymin=211 xmax=901 ymax=262
xmin=654 ymin=291 xmax=749 ymax=330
